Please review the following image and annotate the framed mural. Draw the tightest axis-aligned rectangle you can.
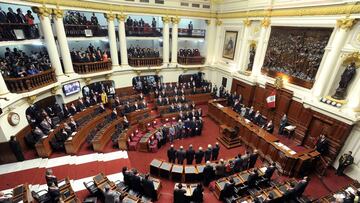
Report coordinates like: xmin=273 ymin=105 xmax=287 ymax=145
xmin=222 ymin=31 xmax=238 ymax=60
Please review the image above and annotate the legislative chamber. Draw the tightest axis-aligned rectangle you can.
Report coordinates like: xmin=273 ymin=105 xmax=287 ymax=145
xmin=0 ymin=0 xmax=359 ymax=203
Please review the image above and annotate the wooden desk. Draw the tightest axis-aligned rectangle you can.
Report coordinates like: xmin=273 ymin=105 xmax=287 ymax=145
xmin=65 ymin=110 xmax=111 ymax=154
xmin=58 ymin=178 xmax=80 ymax=203
xmin=150 ymin=159 xmax=163 ymax=176
xmin=139 ymin=130 xmax=156 ymax=152
xmin=208 ymin=99 xmax=318 ymax=177
xmin=318 ymin=180 xmax=360 ymax=203
xmin=117 ymin=127 xmax=137 ymax=150
xmin=126 ymin=108 xmax=151 ymax=125
xmin=171 ymin=164 xmax=184 ymax=182
xmin=11 ymin=183 xmax=33 ymax=203
xmin=159 ymin=162 xmax=172 ymax=179
xmin=35 ymin=105 xmax=98 ymax=157
xmin=92 ymin=118 xmax=124 ymax=152
xmin=184 ymin=165 xmax=198 ymax=182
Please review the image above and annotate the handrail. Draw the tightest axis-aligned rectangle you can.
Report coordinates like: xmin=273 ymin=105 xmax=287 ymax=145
xmin=73 ymin=61 xmax=112 ymax=74
xmin=64 ymin=24 xmax=108 ymax=37
xmin=0 ymin=23 xmax=40 ymax=41
xmin=125 ymin=25 xmax=162 ymax=37
xmin=3 ymin=69 xmax=56 ymax=93
xmin=178 ymin=56 xmax=205 ymax=65
xmin=128 ymin=57 xmax=163 ymax=67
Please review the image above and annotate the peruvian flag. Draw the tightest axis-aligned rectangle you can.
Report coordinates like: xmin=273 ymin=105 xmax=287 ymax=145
xmin=266 ymin=91 xmax=276 ymax=108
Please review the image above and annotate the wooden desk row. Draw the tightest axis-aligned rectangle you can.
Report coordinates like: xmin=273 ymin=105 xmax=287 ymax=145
xmin=207 ymin=99 xmax=319 ymax=177
xmin=232 ymin=179 xmax=298 ymax=203
xmin=10 ymin=183 xmax=33 ymax=203
xmin=58 ymin=178 xmax=81 ymax=203
xmin=117 ymin=127 xmax=138 ymax=150
xmin=65 ymin=110 xmax=112 ymax=154
xmin=157 ymin=102 xmax=193 ymax=114
xmin=126 ymin=108 xmax=151 ymax=125
xmin=318 ymin=180 xmax=360 ymax=203
xmin=92 ymin=117 xmax=124 ymax=152
xmin=35 ymin=105 xmax=100 ymax=158
xmin=93 ymin=173 xmax=162 ymax=202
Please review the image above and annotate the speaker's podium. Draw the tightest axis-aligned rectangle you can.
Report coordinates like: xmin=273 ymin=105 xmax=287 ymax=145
xmin=217 ymin=125 xmax=241 ymax=149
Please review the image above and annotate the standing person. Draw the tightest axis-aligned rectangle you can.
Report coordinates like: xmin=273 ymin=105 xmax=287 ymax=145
xmin=195 ymin=147 xmax=204 ymax=164
xmin=215 ymin=159 xmax=226 ymax=178
xmin=173 ymin=183 xmax=186 ymax=203
xmin=278 ymin=114 xmax=288 ymax=135
xmin=248 ymin=150 xmax=259 ymax=169
xmin=315 ymin=134 xmax=328 ymax=155
xmin=169 ymin=125 xmax=175 ymax=143
xmin=177 ymin=146 xmax=186 ymax=164
xmin=212 ymin=142 xmax=220 ymax=161
xmin=192 ymin=184 xmax=204 ymax=202
xmin=336 ymin=151 xmax=354 ymax=176
xmin=204 ymin=144 xmax=212 ymax=162
xmin=203 ymin=161 xmax=214 ymax=186
xmin=167 ymin=145 xmax=177 ymax=163
xmin=104 ymin=186 xmax=120 ymax=203
xmin=9 ymin=136 xmax=25 ymax=161
xmin=241 ymin=151 xmax=250 ymax=170
xmin=186 ymin=144 xmax=195 ymax=164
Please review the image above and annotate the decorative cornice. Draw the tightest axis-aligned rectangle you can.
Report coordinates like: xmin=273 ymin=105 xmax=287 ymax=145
xmin=104 ymin=12 xmax=115 ymax=22
xmin=205 ymin=20 xmax=211 ymax=26
xmin=261 ymin=18 xmax=271 ymax=28
xmin=243 ymin=19 xmax=252 ymax=27
xmin=342 ymin=52 xmax=360 ymax=67
xmin=27 ymin=96 xmax=37 ymax=104
xmin=162 ymin=16 xmax=170 ymax=24
xmin=336 ymin=18 xmax=356 ymax=30
xmin=52 ymin=7 xmax=63 ymax=19
xmin=85 ymin=78 xmax=92 ymax=85
xmin=117 ymin=14 xmax=127 ymax=22
xmin=31 ymin=5 xmax=51 ymax=19
xmin=171 ymin=17 xmax=180 ymax=25
xmin=50 ymin=86 xmax=60 ymax=95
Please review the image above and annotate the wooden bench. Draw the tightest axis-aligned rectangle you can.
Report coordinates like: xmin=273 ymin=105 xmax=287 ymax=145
xmin=92 ymin=118 xmax=124 ymax=152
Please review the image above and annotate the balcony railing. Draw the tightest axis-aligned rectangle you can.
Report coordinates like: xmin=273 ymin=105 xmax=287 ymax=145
xmin=178 ymin=56 xmax=205 ymax=65
xmin=73 ymin=61 xmax=112 ymax=74
xmin=64 ymin=24 xmax=108 ymax=37
xmin=4 ymin=69 xmax=56 ymax=93
xmin=128 ymin=57 xmax=163 ymax=67
xmin=0 ymin=23 xmax=40 ymax=41
xmin=125 ymin=26 xmax=162 ymax=37
xmin=170 ymin=28 xmax=206 ymax=38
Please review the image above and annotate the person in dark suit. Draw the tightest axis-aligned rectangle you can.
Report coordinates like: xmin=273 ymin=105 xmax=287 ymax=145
xmin=264 ymin=120 xmax=274 ymax=134
xmin=69 ymin=117 xmax=78 ymax=132
xmin=45 ymin=169 xmax=58 ymax=187
xmin=186 ymin=144 xmax=195 ymax=164
xmin=204 ymin=144 xmax=212 ymax=162
xmin=111 ymin=108 xmax=118 ymax=120
xmin=212 ymin=142 xmax=220 ymax=160
xmin=77 ymin=98 xmax=86 ymax=111
xmin=248 ymin=150 xmax=259 ymax=169
xmin=279 ymin=114 xmax=288 ymax=135
xmin=282 ymin=182 xmax=296 ymax=203
xmin=195 ymin=147 xmax=204 ymax=164
xmin=7 ymin=8 xmax=17 ymax=23
xmin=246 ymin=169 xmax=259 ymax=187
xmin=104 ymin=185 xmax=120 ymax=203
xmin=233 ymin=154 xmax=243 ymax=173
xmin=263 ymin=163 xmax=276 ymax=182
xmin=293 ymin=176 xmax=310 ymax=199
xmin=203 ymin=161 xmax=214 ymax=186
xmin=215 ymin=159 xmax=226 ymax=178
xmin=315 ymin=134 xmax=328 ymax=155
xmin=167 ymin=145 xmax=177 ymax=163
xmin=122 ymin=166 xmax=131 ymax=186
xmin=173 ymin=183 xmax=186 ymax=203
xmin=241 ymin=151 xmax=250 ymax=170
xmin=221 ymin=178 xmax=235 ymax=200
xmin=131 ymin=169 xmax=142 ymax=193
xmin=253 ymin=111 xmax=262 ymax=125
xmin=9 ymin=136 xmax=25 ymax=161
xmin=141 ymin=174 xmax=157 ymax=201
xmin=336 ymin=151 xmax=354 ymax=176
xmin=177 ymin=146 xmax=186 ymax=164
xmin=192 ymin=183 xmax=204 ymax=203
xmin=48 ymin=183 xmax=61 ymax=203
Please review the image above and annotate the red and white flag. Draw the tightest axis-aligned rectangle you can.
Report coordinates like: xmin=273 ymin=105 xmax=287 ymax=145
xmin=266 ymin=91 xmax=276 ymax=108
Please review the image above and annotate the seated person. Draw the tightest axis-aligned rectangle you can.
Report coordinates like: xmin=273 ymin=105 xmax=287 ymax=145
xmin=111 ymin=108 xmax=118 ymax=120
xmin=77 ymin=98 xmax=86 ymax=111
xmin=263 ymin=120 xmax=274 ymax=134
xmin=173 ymin=183 xmax=186 ymax=203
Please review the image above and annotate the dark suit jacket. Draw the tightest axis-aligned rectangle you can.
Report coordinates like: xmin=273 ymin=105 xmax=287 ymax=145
xmin=173 ymin=188 xmax=186 ymax=203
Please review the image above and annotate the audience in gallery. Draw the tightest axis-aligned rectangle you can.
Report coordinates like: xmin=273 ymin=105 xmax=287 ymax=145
xmin=70 ymin=43 xmax=110 ymax=63
xmin=63 ymin=11 xmax=99 ymax=26
xmin=0 ymin=47 xmax=51 ymax=78
xmin=127 ymin=45 xmax=160 ymax=58
xmin=125 ymin=16 xmax=160 ymax=36
xmin=178 ymin=48 xmax=201 ymax=57
xmin=0 ymin=7 xmax=39 ymax=40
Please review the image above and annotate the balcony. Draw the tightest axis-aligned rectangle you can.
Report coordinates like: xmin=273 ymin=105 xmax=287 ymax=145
xmin=178 ymin=56 xmax=206 ymax=65
xmin=4 ymin=69 xmax=56 ymax=93
xmin=128 ymin=57 xmax=163 ymax=67
xmin=171 ymin=28 xmax=206 ymax=38
xmin=125 ymin=26 xmax=162 ymax=37
xmin=73 ymin=61 xmax=112 ymax=74
xmin=0 ymin=23 xmax=40 ymax=41
xmin=64 ymin=24 xmax=108 ymax=37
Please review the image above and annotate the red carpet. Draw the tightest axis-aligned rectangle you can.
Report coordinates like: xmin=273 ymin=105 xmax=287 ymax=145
xmin=0 ymin=105 xmax=354 ymax=202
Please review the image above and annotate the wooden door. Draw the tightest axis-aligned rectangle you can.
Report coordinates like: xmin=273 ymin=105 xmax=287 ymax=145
xmin=303 ymin=117 xmax=330 ymax=148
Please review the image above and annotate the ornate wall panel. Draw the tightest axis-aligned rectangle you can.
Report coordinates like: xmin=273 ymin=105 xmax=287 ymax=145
xmin=262 ymin=26 xmax=333 ymax=88
xmin=230 ymin=79 xmax=255 ymax=106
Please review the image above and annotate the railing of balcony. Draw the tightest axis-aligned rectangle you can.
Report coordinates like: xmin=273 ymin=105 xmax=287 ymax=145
xmin=64 ymin=24 xmax=108 ymax=37
xmin=178 ymin=56 xmax=205 ymax=65
xmin=0 ymin=23 xmax=40 ymax=41
xmin=4 ymin=69 xmax=56 ymax=93
xmin=125 ymin=26 xmax=162 ymax=37
xmin=128 ymin=57 xmax=163 ymax=67
xmin=170 ymin=28 xmax=206 ymax=38
xmin=73 ymin=61 xmax=112 ymax=74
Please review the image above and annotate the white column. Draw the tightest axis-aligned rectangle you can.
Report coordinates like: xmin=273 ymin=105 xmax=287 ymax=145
xmin=238 ymin=20 xmax=252 ymax=72
xmin=117 ymin=14 xmax=128 ymax=66
xmin=212 ymin=19 xmax=223 ymax=65
xmin=162 ymin=16 xmax=170 ymax=64
xmin=347 ymin=75 xmax=360 ymax=111
xmin=251 ymin=18 xmax=270 ymax=77
xmin=312 ymin=18 xmax=356 ymax=97
xmin=34 ymin=7 xmax=63 ymax=76
xmin=53 ymin=9 xmax=74 ymax=74
xmin=171 ymin=17 xmax=180 ymax=65
xmin=205 ymin=19 xmax=216 ymax=65
xmin=104 ymin=13 xmax=119 ymax=67
xmin=0 ymin=74 xmax=9 ymax=95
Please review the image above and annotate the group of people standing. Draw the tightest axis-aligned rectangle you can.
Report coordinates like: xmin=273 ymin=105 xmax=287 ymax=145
xmin=70 ymin=43 xmax=110 ymax=63
xmin=167 ymin=143 xmax=220 ymax=165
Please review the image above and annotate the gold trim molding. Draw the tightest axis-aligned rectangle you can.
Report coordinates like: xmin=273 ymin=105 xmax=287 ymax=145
xmin=50 ymin=86 xmax=60 ymax=95
xmin=27 ymin=96 xmax=37 ymax=104
xmin=261 ymin=18 xmax=271 ymax=28
xmin=243 ymin=19 xmax=252 ymax=27
xmin=342 ymin=52 xmax=360 ymax=67
xmin=336 ymin=18 xmax=357 ymax=30
xmin=104 ymin=12 xmax=115 ymax=22
xmin=117 ymin=14 xmax=127 ymax=22
xmin=162 ymin=16 xmax=170 ymax=23
xmin=32 ymin=5 xmax=51 ymax=19
xmin=52 ymin=8 xmax=63 ymax=19
xmin=171 ymin=17 xmax=181 ymax=25
xmin=216 ymin=19 xmax=222 ymax=26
